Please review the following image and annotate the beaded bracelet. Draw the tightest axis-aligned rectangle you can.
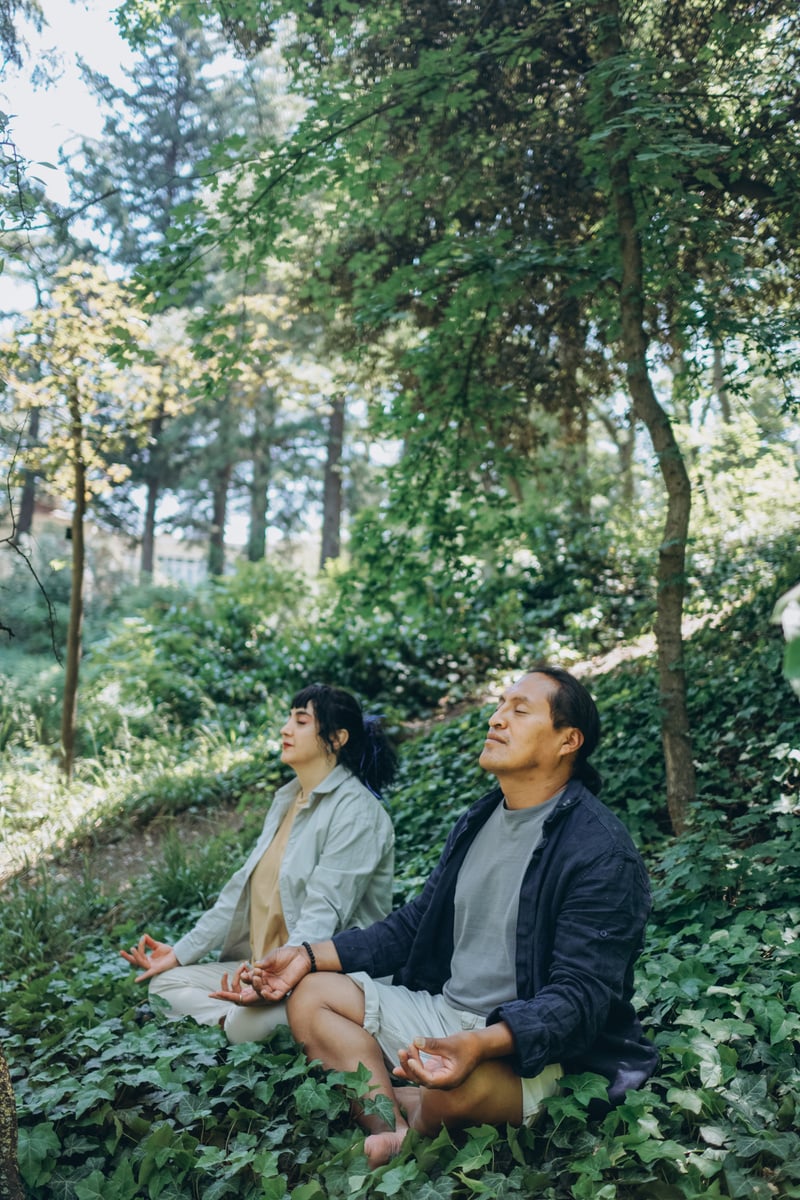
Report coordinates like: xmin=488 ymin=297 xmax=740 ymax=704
xmin=301 ymin=941 xmax=317 ymax=973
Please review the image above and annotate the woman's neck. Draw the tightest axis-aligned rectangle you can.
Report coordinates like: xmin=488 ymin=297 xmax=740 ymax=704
xmin=294 ymin=755 xmax=339 ymax=797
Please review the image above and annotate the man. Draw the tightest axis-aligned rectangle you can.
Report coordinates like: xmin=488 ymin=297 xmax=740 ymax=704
xmin=249 ymin=666 xmax=658 ymax=1167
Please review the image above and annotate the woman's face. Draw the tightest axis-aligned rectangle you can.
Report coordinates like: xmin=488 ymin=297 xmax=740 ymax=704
xmin=280 ymin=702 xmax=333 ymax=773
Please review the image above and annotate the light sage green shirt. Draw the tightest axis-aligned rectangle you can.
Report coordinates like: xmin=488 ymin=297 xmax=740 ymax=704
xmin=173 ymin=764 xmax=395 ymax=965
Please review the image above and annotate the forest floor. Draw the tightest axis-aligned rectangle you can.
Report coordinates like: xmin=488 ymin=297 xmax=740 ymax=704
xmin=5 ymin=805 xmax=245 ymax=895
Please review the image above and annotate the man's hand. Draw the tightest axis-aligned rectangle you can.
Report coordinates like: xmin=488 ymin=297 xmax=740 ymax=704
xmin=120 ymin=934 xmax=178 ymax=983
xmin=249 ymin=945 xmax=312 ymax=1001
xmin=394 ymin=1030 xmax=484 ymax=1091
xmin=209 ymin=962 xmax=265 ymax=1006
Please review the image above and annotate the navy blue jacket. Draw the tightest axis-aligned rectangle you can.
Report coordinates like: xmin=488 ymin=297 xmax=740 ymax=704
xmin=334 ymin=778 xmax=658 ymax=1103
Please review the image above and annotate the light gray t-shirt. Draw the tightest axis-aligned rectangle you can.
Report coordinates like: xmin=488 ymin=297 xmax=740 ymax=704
xmin=442 ymin=792 xmax=561 ymax=1015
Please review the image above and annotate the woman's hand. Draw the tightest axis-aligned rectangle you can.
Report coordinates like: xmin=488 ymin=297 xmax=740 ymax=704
xmin=209 ymin=962 xmax=265 ymax=1006
xmin=120 ymin=934 xmax=178 ymax=983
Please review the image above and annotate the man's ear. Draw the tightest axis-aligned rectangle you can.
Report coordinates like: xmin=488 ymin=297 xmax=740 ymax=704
xmin=559 ymin=727 xmax=584 ymax=758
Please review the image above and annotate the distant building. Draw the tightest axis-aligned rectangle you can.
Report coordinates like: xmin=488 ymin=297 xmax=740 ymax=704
xmin=0 ymin=495 xmax=246 ymax=596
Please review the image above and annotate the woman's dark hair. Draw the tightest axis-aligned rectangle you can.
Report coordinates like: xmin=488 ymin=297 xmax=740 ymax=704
xmin=289 ymin=683 xmax=397 ymax=797
xmin=530 ymin=665 xmax=603 ymax=795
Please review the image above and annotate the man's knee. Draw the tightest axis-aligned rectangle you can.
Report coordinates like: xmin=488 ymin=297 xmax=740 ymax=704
xmin=287 ymin=972 xmax=365 ymax=1041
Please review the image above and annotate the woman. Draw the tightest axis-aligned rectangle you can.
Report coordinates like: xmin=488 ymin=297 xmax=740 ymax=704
xmin=121 ymin=683 xmax=396 ymax=1044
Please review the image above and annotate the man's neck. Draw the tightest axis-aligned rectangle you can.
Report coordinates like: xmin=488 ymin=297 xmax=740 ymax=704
xmin=497 ymin=769 xmax=572 ymax=810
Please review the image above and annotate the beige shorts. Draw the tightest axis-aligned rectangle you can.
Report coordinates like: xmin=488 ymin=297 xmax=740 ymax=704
xmin=349 ymin=972 xmax=562 ymax=1123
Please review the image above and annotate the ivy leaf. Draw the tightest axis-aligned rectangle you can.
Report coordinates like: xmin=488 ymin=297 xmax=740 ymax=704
xmin=293 ymin=1075 xmax=339 ymax=1116
xmin=666 ymin=1087 xmax=703 ymax=1114
xmin=364 ymin=1091 xmax=397 ymax=1130
xmin=375 ymin=1159 xmax=424 ymax=1196
xmin=559 ymin=1072 xmax=613 ymax=1106
xmin=16 ymin=1121 xmax=60 ymax=1187
xmin=176 ymin=1091 xmax=215 ymax=1124
xmin=410 ymin=1182 xmax=460 ymax=1200
xmin=453 ymin=1170 xmax=507 ymax=1195
xmin=635 ymin=1138 xmax=691 ymax=1164
xmin=724 ymin=1072 xmax=773 ymax=1123
xmin=74 ymin=1171 xmax=110 ymax=1200
xmin=261 ymin=1176 xmax=289 ymax=1199
xmin=449 ymin=1124 xmax=499 ymax=1172
xmin=699 ymin=1125 xmax=729 ymax=1147
xmin=74 ymin=1079 xmax=117 ymax=1118
xmin=722 ymin=1154 xmax=777 ymax=1200
xmin=108 ymin=1156 xmax=138 ymax=1199
xmin=412 ymin=1122 xmax=456 ymax=1173
xmin=689 ymin=1035 xmax=723 ymax=1087
xmin=289 ymin=1185 xmax=325 ymax=1200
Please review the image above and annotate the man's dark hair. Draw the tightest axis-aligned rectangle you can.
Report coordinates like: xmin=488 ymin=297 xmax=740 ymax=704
xmin=290 ymin=683 xmax=397 ymax=797
xmin=531 ymin=665 xmax=602 ymax=795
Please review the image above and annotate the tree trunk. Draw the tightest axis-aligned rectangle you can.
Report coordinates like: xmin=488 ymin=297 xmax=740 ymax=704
xmin=713 ymin=342 xmax=731 ymax=422
xmin=557 ymin=310 xmax=591 ymax=518
xmin=247 ymin=435 xmax=270 ymax=563
xmin=596 ymin=408 xmax=636 ymax=507
xmin=320 ymin=393 xmax=345 ymax=569
xmin=140 ymin=477 xmax=159 ymax=577
xmin=61 ymin=379 xmax=86 ymax=783
xmin=0 ymin=1045 xmax=23 ymax=1200
xmin=617 ymin=410 xmax=636 ymax=508
xmin=140 ymin=406 xmax=166 ymax=578
xmin=597 ymin=6 xmax=696 ymax=835
xmin=15 ymin=406 xmax=39 ymax=541
xmin=208 ymin=462 xmax=232 ymax=577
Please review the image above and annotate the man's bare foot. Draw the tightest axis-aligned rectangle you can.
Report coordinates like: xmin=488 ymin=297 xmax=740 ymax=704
xmin=363 ymin=1126 xmax=409 ymax=1168
xmin=392 ymin=1085 xmax=421 ymax=1125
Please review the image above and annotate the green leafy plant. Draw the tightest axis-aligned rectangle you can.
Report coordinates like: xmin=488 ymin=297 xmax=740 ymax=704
xmin=2 ymin=531 xmax=799 ymax=1199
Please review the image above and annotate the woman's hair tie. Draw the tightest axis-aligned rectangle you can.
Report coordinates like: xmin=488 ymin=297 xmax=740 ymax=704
xmin=361 ymin=714 xmax=387 ymax=799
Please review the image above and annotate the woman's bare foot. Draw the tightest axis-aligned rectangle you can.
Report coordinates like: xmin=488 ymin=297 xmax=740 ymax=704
xmin=364 ymin=1126 xmax=409 ymax=1167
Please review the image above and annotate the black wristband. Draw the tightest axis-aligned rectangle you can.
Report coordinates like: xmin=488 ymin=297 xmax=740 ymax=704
xmin=301 ymin=941 xmax=317 ymax=973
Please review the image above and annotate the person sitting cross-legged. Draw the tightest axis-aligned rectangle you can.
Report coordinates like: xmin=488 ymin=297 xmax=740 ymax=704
xmin=247 ymin=665 xmax=658 ymax=1167
xmin=121 ymin=683 xmax=396 ymax=1045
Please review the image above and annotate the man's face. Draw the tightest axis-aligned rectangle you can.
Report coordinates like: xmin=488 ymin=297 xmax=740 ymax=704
xmin=478 ymin=672 xmax=578 ymax=779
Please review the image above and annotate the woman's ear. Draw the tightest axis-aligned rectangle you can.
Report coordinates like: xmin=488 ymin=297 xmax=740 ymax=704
xmin=331 ymin=728 xmax=349 ymax=753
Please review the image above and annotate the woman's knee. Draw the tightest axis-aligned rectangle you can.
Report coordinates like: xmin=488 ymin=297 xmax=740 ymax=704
xmin=224 ymin=1001 xmax=289 ymax=1045
xmin=147 ymin=971 xmax=171 ymax=999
